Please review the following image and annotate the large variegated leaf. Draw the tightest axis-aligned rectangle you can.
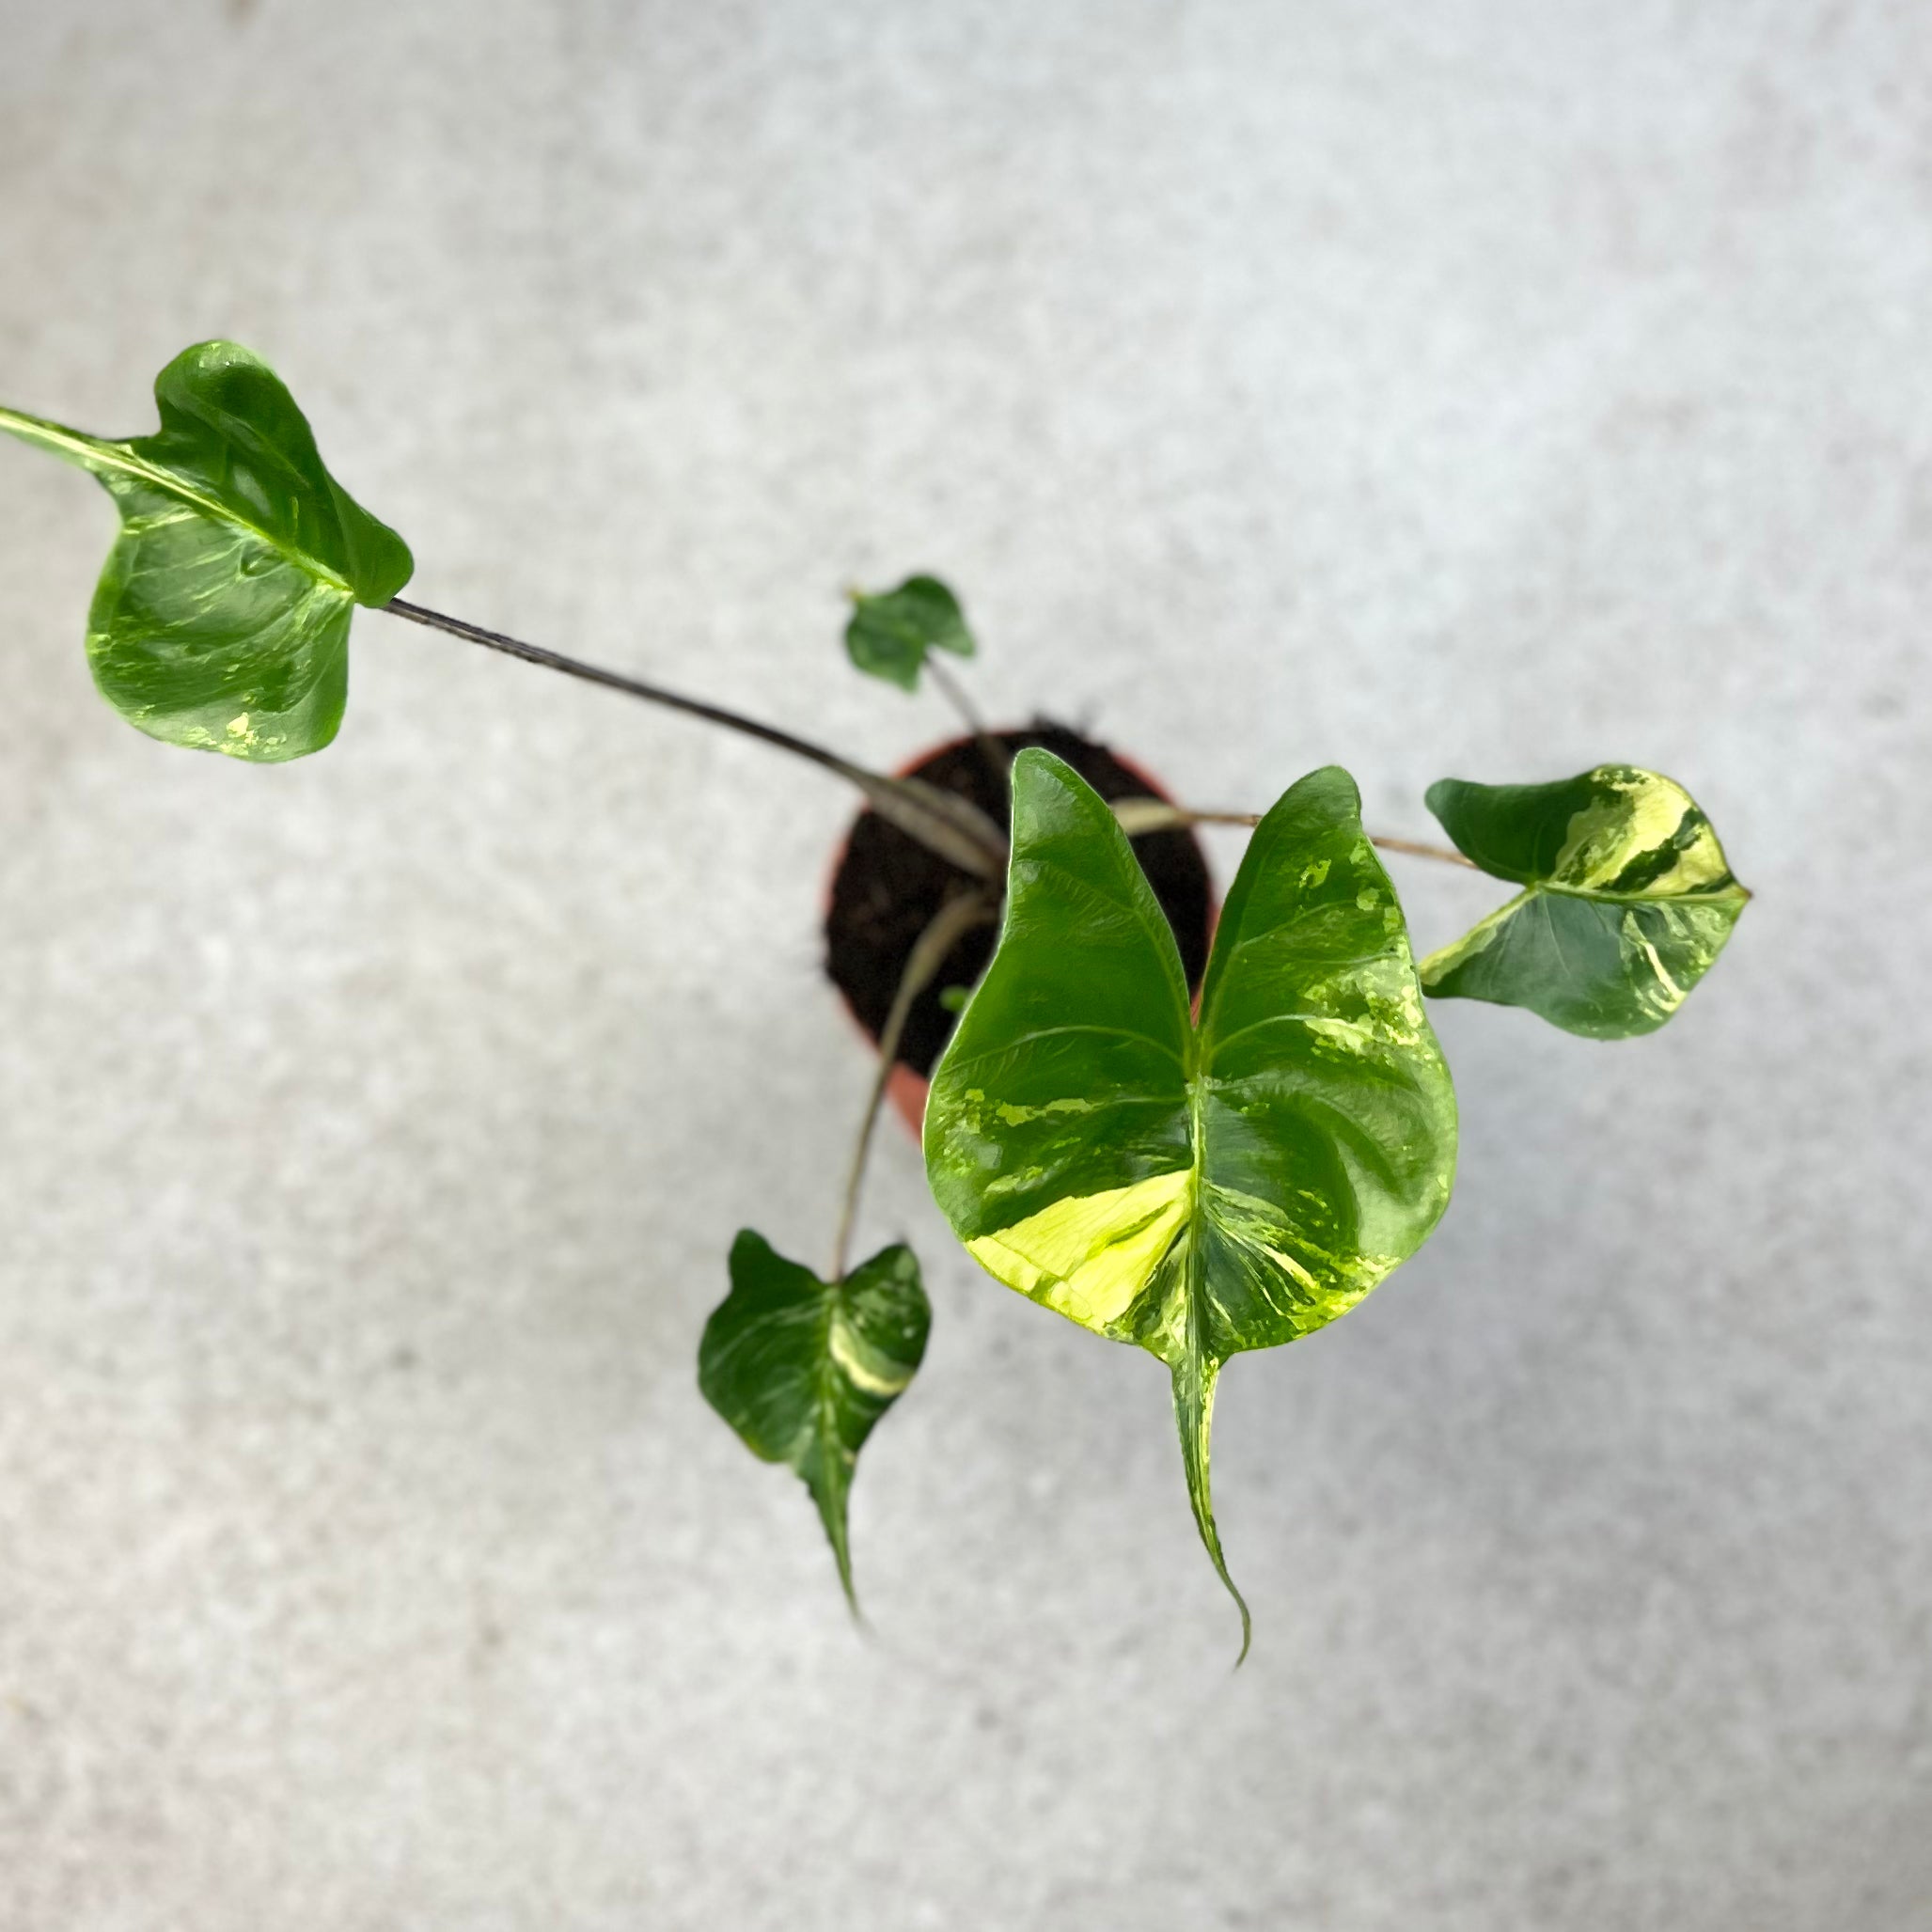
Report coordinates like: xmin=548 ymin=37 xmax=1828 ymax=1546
xmin=924 ymin=749 xmax=1457 ymax=1657
xmin=0 ymin=340 xmax=413 ymax=760
xmin=699 ymin=1231 xmax=931 ymax=1610
xmin=843 ymin=573 xmax=975 ymax=691
xmin=1419 ymin=766 xmax=1749 ymax=1039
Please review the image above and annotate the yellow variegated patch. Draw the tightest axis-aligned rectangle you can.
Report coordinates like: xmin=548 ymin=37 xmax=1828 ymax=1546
xmin=967 ymin=1166 xmax=1193 ymax=1333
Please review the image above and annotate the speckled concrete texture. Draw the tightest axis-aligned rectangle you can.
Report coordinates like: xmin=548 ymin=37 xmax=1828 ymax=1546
xmin=1 ymin=4 xmax=1927 ymax=1927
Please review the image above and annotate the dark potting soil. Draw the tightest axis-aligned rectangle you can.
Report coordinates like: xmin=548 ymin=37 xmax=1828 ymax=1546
xmin=824 ymin=722 xmax=1215 ymax=1078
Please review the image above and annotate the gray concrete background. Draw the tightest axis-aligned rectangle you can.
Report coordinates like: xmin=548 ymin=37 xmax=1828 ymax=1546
xmin=1 ymin=3 xmax=1927 ymax=1926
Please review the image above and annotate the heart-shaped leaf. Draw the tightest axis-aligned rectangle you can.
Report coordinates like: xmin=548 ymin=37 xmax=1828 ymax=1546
xmin=0 ymin=340 xmax=413 ymax=760
xmin=1419 ymin=766 xmax=1749 ymax=1038
xmin=699 ymin=1231 xmax=931 ymax=1610
xmin=924 ymin=749 xmax=1457 ymax=1657
xmin=843 ymin=573 xmax=975 ymax=691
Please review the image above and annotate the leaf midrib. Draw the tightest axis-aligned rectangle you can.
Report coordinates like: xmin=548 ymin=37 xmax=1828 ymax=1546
xmin=1434 ymin=875 xmax=1742 ymax=964
xmin=1538 ymin=876 xmax=1747 ymax=908
xmin=0 ymin=405 xmax=355 ymax=597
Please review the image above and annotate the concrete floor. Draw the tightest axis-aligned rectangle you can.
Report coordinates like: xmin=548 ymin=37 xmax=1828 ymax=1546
xmin=1 ymin=3 xmax=1927 ymax=1926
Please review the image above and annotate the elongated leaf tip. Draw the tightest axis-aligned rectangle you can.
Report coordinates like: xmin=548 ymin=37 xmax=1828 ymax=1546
xmin=811 ymin=1474 xmax=862 ymax=1620
xmin=1171 ymin=1358 xmax=1253 ymax=1666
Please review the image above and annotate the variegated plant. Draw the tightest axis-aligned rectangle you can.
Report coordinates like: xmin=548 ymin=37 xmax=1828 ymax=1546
xmin=1 ymin=341 xmax=1751 ymax=1655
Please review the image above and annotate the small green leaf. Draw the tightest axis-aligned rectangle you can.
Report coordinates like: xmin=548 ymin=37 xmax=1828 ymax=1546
xmin=937 ymin=982 xmax=971 ymax=1014
xmin=699 ymin=1230 xmax=931 ymax=1610
xmin=924 ymin=750 xmax=1457 ymax=1657
xmin=843 ymin=573 xmax=976 ymax=692
xmin=0 ymin=340 xmax=413 ymax=760
xmin=1419 ymin=765 xmax=1749 ymax=1038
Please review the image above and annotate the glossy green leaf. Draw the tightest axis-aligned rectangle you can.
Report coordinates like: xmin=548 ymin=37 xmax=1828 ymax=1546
xmin=1419 ymin=765 xmax=1749 ymax=1038
xmin=0 ymin=340 xmax=413 ymax=760
xmin=924 ymin=750 xmax=1457 ymax=1657
xmin=699 ymin=1230 xmax=931 ymax=1610
xmin=843 ymin=573 xmax=975 ymax=691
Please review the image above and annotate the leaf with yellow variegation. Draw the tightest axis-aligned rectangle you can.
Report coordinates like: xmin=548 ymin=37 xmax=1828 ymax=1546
xmin=699 ymin=1231 xmax=931 ymax=1610
xmin=923 ymin=749 xmax=1457 ymax=1657
xmin=1419 ymin=766 xmax=1749 ymax=1039
xmin=0 ymin=340 xmax=412 ymax=760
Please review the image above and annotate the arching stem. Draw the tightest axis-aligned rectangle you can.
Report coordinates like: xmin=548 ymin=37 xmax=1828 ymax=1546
xmin=924 ymin=656 xmax=1012 ymax=787
xmin=1367 ymin=833 xmax=1480 ymax=870
xmin=830 ymin=888 xmax=997 ymax=1281
xmin=1109 ymin=797 xmax=1477 ymax=870
xmin=383 ymin=597 xmax=1008 ymax=880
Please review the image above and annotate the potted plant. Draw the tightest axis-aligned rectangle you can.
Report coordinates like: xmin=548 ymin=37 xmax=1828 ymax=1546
xmin=0 ymin=340 xmax=1751 ymax=1659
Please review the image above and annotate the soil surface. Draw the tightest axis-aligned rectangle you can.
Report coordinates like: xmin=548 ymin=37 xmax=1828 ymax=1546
xmin=824 ymin=722 xmax=1215 ymax=1077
